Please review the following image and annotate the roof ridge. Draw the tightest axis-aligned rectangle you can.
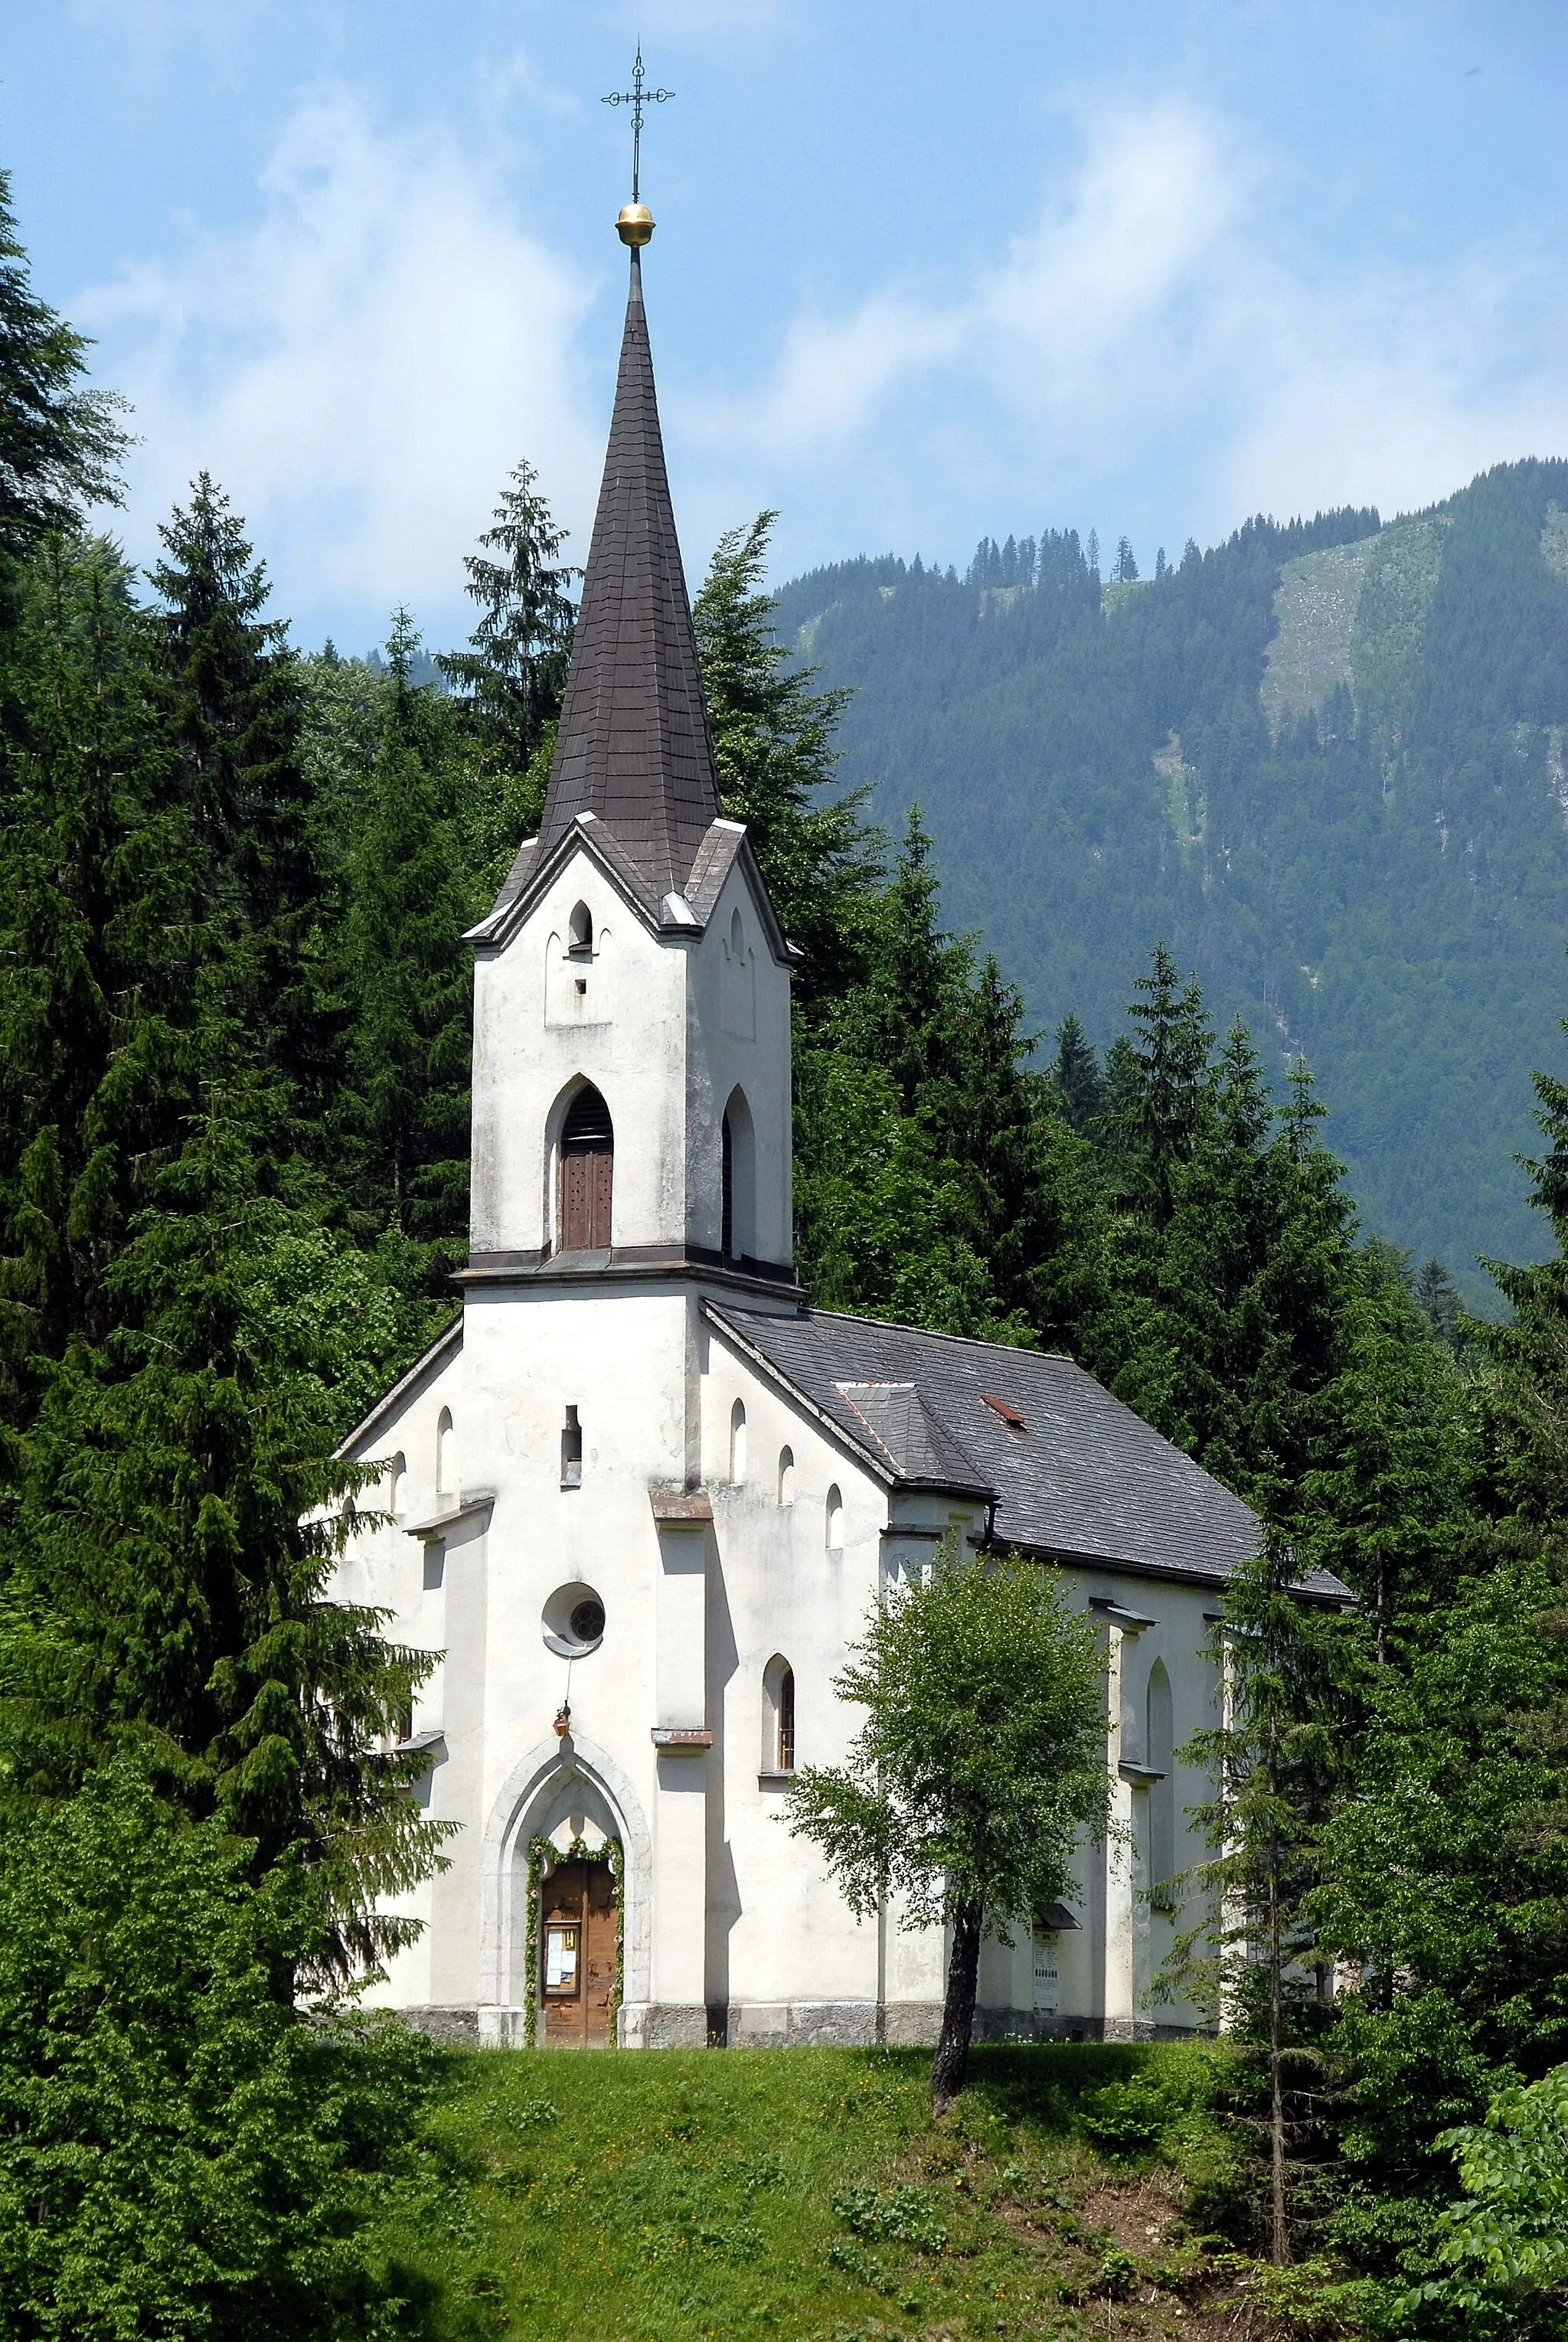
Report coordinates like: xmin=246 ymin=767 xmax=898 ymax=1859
xmin=725 ymin=1298 xmax=1074 ymax=1368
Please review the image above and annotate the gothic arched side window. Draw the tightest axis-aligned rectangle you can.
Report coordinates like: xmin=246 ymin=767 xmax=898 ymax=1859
xmin=730 ymin=1398 xmax=747 ymax=1485
xmin=721 ymin=1086 xmax=756 ymax=1261
xmin=777 ymin=1446 xmax=795 ymax=1507
xmin=558 ymin=1083 xmax=614 ymax=1251
xmin=825 ymin=1484 xmax=844 ymax=1553
xmin=763 ymin=1654 xmax=795 ymax=1772
xmin=1145 ymin=1659 xmax=1176 ymax=1893
xmin=436 ymin=1409 xmax=456 ymax=1497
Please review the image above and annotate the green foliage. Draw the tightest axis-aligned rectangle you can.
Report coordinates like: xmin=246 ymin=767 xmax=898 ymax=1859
xmin=2 ymin=1071 xmax=449 ymax=1968
xmin=0 ymin=169 xmax=128 ymax=557
xmin=436 ymin=458 xmax=576 ymax=786
xmin=787 ymin=1544 xmax=1107 ymax=2105
xmin=1414 ymin=2064 xmax=1568 ymax=2333
xmin=361 ymin=2041 xmax=1240 ymax=2340
xmin=772 ymin=472 xmax=1568 ymax=1289
xmin=0 ymin=1756 xmax=441 ymax=2341
xmin=787 ymin=1545 xmax=1108 ymax=1935
xmin=831 ymin=2184 xmax=948 ymax=2255
xmin=694 ymin=511 xmax=881 ymax=1014
xmin=338 ymin=612 xmax=472 ymax=1264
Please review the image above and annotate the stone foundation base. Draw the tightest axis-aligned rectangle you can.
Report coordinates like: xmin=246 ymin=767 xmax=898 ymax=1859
xmin=387 ymin=2001 xmax=1200 ymax=2050
xmin=621 ymin=2001 xmax=707 ymax=2049
xmin=396 ymin=2005 xmax=482 ymax=2046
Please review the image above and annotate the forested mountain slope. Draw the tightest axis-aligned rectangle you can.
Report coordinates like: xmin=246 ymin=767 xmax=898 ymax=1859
xmin=773 ymin=461 xmax=1568 ymax=1291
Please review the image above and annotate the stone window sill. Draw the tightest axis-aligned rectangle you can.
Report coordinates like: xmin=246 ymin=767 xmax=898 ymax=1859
xmin=757 ymin=1769 xmax=796 ymax=1788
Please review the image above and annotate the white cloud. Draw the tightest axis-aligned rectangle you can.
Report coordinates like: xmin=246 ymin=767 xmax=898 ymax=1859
xmin=681 ymin=91 xmax=1568 ymax=565
xmin=80 ymin=85 xmax=604 ymax=648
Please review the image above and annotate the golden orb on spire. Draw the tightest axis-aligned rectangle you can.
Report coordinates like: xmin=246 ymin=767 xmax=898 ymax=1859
xmin=616 ymin=202 xmax=655 ymax=247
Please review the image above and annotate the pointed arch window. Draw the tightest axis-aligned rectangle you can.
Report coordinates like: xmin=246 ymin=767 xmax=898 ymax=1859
xmin=436 ymin=1409 xmax=456 ymax=1496
xmin=720 ymin=1087 xmax=755 ymax=1261
xmin=730 ymin=1398 xmax=747 ymax=1485
xmin=559 ymin=1084 xmax=613 ymax=1251
xmin=825 ymin=1485 xmax=844 ymax=1553
xmin=777 ymin=1446 xmax=795 ymax=1507
xmin=763 ymin=1655 xmax=795 ymax=1773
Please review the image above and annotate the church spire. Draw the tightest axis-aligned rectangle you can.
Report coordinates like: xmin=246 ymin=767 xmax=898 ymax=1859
xmin=536 ymin=220 xmax=722 ymax=903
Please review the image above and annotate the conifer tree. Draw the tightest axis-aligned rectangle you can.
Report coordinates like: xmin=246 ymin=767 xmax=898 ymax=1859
xmin=1168 ymin=1530 xmax=1357 ymax=2263
xmin=0 ymin=171 xmax=128 ymax=562
xmin=341 ymin=612 xmax=471 ymax=1262
xmin=149 ymin=475 xmax=321 ymax=1102
xmin=3 ymin=1066 xmax=446 ymax=1976
xmin=437 ymin=459 xmax=577 ymax=872
xmin=0 ymin=534 xmax=194 ymax=1429
xmin=694 ymin=512 xmax=882 ymax=1011
xmin=1051 ymin=1011 xmax=1107 ymax=1133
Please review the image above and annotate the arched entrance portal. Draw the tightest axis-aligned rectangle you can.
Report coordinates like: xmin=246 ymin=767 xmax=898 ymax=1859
xmin=541 ymin=1855 xmax=618 ymax=2047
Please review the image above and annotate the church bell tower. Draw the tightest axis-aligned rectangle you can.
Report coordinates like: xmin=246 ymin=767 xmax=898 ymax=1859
xmin=462 ymin=191 xmax=797 ymax=1289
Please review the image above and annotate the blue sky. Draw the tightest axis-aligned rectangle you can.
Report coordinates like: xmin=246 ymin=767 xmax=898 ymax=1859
xmin=6 ymin=0 xmax=1568 ymax=654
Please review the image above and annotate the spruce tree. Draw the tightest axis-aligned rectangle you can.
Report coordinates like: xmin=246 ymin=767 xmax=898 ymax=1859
xmin=694 ymin=511 xmax=882 ymax=1013
xmin=1051 ymin=1011 xmax=1107 ymax=1133
xmin=0 ymin=171 xmax=128 ymax=562
xmin=437 ymin=459 xmax=577 ymax=868
xmin=4 ymin=1066 xmax=446 ymax=1975
xmin=0 ymin=534 xmax=194 ymax=1429
xmin=341 ymin=612 xmax=472 ymax=1263
xmin=149 ymin=475 xmax=322 ymax=1106
xmin=439 ymin=459 xmax=576 ymax=763
xmin=1169 ymin=1530 xmax=1357 ymax=2263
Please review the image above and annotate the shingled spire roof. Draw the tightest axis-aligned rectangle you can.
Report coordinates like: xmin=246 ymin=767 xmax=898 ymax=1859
xmin=536 ymin=247 xmax=721 ymax=899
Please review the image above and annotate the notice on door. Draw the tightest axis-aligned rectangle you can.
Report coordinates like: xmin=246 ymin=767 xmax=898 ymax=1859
xmin=1032 ymin=1940 xmax=1060 ymax=2014
xmin=545 ymin=1924 xmax=579 ymax=1993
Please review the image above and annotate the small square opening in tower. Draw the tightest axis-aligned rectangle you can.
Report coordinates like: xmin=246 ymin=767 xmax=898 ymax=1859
xmin=561 ymin=1404 xmax=583 ymax=1488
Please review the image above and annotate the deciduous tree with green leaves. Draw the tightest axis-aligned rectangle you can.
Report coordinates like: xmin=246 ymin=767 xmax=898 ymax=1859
xmin=0 ymin=1755 xmax=440 ymax=2341
xmin=787 ymin=1546 xmax=1108 ymax=2114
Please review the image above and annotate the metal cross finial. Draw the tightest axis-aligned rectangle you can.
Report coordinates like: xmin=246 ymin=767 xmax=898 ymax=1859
xmin=602 ymin=45 xmax=673 ymax=202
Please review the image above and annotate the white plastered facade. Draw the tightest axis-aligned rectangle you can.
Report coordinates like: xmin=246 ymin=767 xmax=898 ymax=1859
xmin=335 ymin=827 xmax=1220 ymax=2047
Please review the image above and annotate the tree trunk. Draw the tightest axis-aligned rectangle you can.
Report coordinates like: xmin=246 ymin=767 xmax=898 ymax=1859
xmin=932 ymin=1899 xmax=982 ymax=2115
xmin=1267 ymin=1822 xmax=1289 ymax=2265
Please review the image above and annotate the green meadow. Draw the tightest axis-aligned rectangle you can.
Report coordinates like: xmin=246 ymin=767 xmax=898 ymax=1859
xmin=366 ymin=2040 xmax=1251 ymax=2341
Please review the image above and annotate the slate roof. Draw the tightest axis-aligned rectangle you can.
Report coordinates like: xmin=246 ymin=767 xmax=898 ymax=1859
xmin=707 ymin=1303 xmax=1343 ymax=1599
xmin=534 ymin=247 xmax=722 ymax=902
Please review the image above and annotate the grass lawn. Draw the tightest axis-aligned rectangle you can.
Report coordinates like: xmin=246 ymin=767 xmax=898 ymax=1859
xmin=367 ymin=2039 xmax=1261 ymax=2342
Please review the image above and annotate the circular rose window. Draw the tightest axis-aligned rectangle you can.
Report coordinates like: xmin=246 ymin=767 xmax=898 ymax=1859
xmin=542 ymin=1580 xmax=606 ymax=1658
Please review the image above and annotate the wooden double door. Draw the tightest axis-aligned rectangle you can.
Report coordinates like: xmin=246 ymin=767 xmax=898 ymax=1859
xmin=540 ymin=1859 xmax=618 ymax=2047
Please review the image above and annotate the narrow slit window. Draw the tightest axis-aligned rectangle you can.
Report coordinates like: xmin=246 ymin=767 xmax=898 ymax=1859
xmin=730 ymin=1398 xmax=747 ymax=1485
xmin=777 ymin=1667 xmax=795 ymax=1771
xmin=567 ymin=901 xmax=593 ymax=956
xmin=825 ymin=1485 xmax=844 ymax=1553
xmin=560 ymin=1404 xmax=583 ymax=1488
xmin=436 ymin=1408 xmax=456 ymax=1496
xmin=777 ymin=1446 xmax=795 ymax=1507
xmin=721 ymin=1112 xmax=734 ymax=1257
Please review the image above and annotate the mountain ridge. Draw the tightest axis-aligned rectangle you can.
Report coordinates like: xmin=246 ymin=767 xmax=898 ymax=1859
xmin=771 ymin=460 xmax=1568 ymax=1298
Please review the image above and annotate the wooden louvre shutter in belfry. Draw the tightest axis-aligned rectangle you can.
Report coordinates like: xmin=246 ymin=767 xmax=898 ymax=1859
xmin=560 ymin=1085 xmax=614 ymax=1250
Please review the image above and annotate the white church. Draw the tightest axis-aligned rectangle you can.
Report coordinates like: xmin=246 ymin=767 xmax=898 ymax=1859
xmin=335 ymin=210 xmax=1274 ymax=2053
